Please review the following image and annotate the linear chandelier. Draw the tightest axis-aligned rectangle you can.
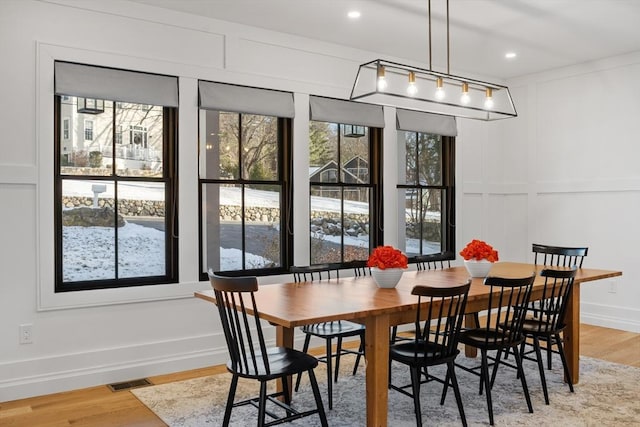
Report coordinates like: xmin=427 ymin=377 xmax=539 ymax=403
xmin=350 ymin=0 xmax=517 ymax=121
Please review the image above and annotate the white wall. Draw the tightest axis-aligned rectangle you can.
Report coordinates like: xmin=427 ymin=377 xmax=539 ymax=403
xmin=458 ymin=53 xmax=640 ymax=332
xmin=0 ymin=0 xmax=637 ymax=402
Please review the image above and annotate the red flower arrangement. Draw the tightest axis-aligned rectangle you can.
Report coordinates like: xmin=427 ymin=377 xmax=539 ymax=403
xmin=459 ymin=239 xmax=499 ymax=262
xmin=367 ymin=245 xmax=409 ymax=270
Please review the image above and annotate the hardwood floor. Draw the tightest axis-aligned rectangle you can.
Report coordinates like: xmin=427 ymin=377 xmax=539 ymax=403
xmin=1 ymin=325 xmax=638 ymax=426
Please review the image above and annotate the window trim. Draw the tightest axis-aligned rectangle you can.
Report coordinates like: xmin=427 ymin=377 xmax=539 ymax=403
xmin=37 ymin=43 xmax=208 ymax=310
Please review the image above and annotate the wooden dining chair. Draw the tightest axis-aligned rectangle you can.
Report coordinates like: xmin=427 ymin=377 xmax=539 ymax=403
xmin=531 ymin=243 xmax=588 ymax=369
xmin=389 ymin=280 xmax=471 ymax=427
xmin=290 ymin=264 xmax=365 ymax=410
xmin=519 ymin=267 xmax=578 ymax=404
xmin=208 ymin=271 xmax=328 ymax=427
xmin=456 ymin=273 xmax=536 ymax=426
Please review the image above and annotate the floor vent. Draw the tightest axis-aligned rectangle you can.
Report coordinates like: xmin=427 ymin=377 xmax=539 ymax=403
xmin=107 ymin=378 xmax=152 ymax=392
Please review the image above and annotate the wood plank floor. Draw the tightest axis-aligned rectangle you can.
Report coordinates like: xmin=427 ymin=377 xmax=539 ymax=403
xmin=1 ymin=324 xmax=638 ymax=426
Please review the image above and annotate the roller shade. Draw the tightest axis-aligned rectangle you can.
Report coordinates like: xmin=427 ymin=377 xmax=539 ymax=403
xmin=199 ymin=81 xmax=294 ymax=118
xmin=396 ymin=109 xmax=457 ymax=136
xmin=54 ymin=61 xmax=179 ymax=107
xmin=309 ymin=96 xmax=384 ymax=127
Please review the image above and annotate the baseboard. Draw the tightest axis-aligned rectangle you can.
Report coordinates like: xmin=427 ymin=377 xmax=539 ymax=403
xmin=0 ymin=328 xmax=323 ymax=402
xmin=581 ymin=302 xmax=640 ymax=333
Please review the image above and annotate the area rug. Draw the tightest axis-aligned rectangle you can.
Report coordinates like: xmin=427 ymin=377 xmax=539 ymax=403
xmin=132 ymin=354 xmax=640 ymax=426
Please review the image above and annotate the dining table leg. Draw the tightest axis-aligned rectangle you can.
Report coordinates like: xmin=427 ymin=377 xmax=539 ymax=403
xmin=464 ymin=313 xmax=479 ymax=357
xmin=564 ymin=281 xmax=581 ymax=384
xmin=276 ymin=325 xmax=295 ymax=399
xmin=364 ymin=314 xmax=390 ymax=427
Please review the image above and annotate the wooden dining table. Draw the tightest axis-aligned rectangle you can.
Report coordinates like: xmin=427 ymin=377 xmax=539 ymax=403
xmin=195 ymin=261 xmax=621 ymax=427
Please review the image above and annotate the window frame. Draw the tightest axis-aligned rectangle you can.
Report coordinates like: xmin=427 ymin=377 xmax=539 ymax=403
xmin=397 ymin=132 xmax=456 ymax=263
xmin=197 ymin=112 xmax=293 ymax=280
xmin=308 ymin=122 xmax=383 ymax=267
xmin=53 ymin=97 xmax=179 ymax=292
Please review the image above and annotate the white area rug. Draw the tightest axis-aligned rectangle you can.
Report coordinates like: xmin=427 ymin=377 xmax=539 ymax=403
xmin=132 ymin=354 xmax=640 ymax=426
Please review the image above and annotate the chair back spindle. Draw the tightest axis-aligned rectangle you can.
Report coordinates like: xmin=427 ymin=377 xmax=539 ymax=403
xmin=415 ymin=254 xmax=451 ymax=271
xmin=532 ymin=268 xmax=577 ymax=334
xmin=413 ymin=281 xmax=471 ymax=362
xmin=210 ymin=273 xmax=270 ymax=376
xmin=482 ymin=274 xmax=536 ymax=347
xmin=532 ymin=243 xmax=588 ymax=268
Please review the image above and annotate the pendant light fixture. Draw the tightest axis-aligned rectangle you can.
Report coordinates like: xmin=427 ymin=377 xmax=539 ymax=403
xmin=350 ymin=0 xmax=517 ymax=121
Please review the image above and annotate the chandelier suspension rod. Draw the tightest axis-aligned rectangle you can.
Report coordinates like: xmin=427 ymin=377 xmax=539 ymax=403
xmin=428 ymin=0 xmax=432 ymax=71
xmin=446 ymin=0 xmax=450 ymax=74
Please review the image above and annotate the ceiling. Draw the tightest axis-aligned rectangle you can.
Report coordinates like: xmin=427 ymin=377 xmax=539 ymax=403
xmin=129 ymin=0 xmax=640 ymax=80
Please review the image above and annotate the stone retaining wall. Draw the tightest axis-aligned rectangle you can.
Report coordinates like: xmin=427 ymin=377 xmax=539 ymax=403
xmin=62 ymin=198 xmax=439 ymax=239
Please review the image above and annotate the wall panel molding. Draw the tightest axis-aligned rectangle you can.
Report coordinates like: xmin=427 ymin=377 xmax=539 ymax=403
xmin=0 ymin=165 xmax=37 ymax=185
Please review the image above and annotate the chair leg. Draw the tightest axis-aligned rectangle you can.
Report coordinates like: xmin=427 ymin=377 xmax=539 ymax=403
xmin=489 ymin=348 xmax=503 ymax=390
xmin=334 ymin=337 xmax=343 ymax=383
xmin=353 ymin=332 xmax=364 ymax=376
xmin=480 ymin=350 xmax=494 ymax=426
xmin=409 ymin=366 xmax=423 ymax=426
xmin=440 ymin=366 xmax=450 ymax=405
xmin=547 ymin=336 xmax=553 ymax=370
xmin=281 ymin=374 xmax=293 ymax=416
xmin=325 ymin=338 xmax=333 ymax=410
xmin=555 ymin=333 xmax=574 ymax=392
xmin=295 ymin=334 xmax=312 ymax=392
xmin=533 ymin=337 xmax=550 ymax=405
xmin=391 ymin=325 xmax=398 ymax=343
xmin=257 ymin=381 xmax=268 ymax=427
xmin=308 ymin=369 xmax=329 ymax=427
xmin=223 ymin=374 xmax=239 ymax=426
xmin=514 ymin=345 xmax=534 ymax=414
xmin=447 ymin=361 xmax=468 ymax=427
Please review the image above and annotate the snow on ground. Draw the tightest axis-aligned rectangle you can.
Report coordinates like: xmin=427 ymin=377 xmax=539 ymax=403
xmin=62 ymin=183 xmax=441 ymax=280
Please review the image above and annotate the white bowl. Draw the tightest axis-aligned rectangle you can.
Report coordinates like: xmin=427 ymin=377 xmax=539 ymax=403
xmin=464 ymin=260 xmax=494 ymax=278
xmin=371 ymin=267 xmax=404 ymax=288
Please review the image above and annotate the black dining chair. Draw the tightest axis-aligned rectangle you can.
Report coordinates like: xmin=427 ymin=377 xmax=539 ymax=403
xmin=290 ymin=264 xmax=365 ymax=410
xmin=532 ymin=243 xmax=588 ymax=268
xmin=390 ymin=254 xmax=453 ymax=343
xmin=208 ymin=271 xmax=328 ymax=427
xmin=415 ymin=253 xmax=452 ymax=271
xmin=455 ymin=274 xmax=536 ymax=426
xmin=519 ymin=267 xmax=577 ymax=404
xmin=389 ymin=280 xmax=471 ymax=427
xmin=531 ymin=243 xmax=588 ymax=369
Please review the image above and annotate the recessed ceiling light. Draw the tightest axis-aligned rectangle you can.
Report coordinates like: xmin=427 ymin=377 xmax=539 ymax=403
xmin=348 ymin=10 xmax=361 ymax=19
xmin=505 ymin=52 xmax=517 ymax=59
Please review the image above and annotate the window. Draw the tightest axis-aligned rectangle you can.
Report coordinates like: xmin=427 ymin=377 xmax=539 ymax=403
xmin=54 ymin=61 xmax=179 ymax=292
xmin=115 ymin=125 xmax=123 ymax=144
xmin=308 ymin=96 xmax=385 ymax=266
xmin=129 ymin=125 xmax=148 ymax=147
xmin=63 ymin=118 xmax=70 ymax=140
xmin=84 ymin=120 xmax=94 ymax=141
xmin=198 ymin=81 xmax=293 ymax=278
xmin=396 ymin=109 xmax=456 ymax=260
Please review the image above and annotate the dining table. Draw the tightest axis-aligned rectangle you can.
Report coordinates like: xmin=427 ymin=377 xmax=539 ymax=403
xmin=195 ymin=261 xmax=621 ymax=427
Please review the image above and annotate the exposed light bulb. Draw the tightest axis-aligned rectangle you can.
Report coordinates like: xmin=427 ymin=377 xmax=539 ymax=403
xmin=406 ymin=72 xmax=418 ymax=97
xmin=435 ymin=77 xmax=445 ymax=100
xmin=376 ymin=64 xmax=387 ymax=91
xmin=460 ymin=82 xmax=470 ymax=105
xmin=484 ymin=87 xmax=494 ymax=109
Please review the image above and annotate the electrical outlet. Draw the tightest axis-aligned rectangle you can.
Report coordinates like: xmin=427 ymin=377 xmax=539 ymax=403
xmin=608 ymin=281 xmax=618 ymax=294
xmin=19 ymin=324 xmax=33 ymax=344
